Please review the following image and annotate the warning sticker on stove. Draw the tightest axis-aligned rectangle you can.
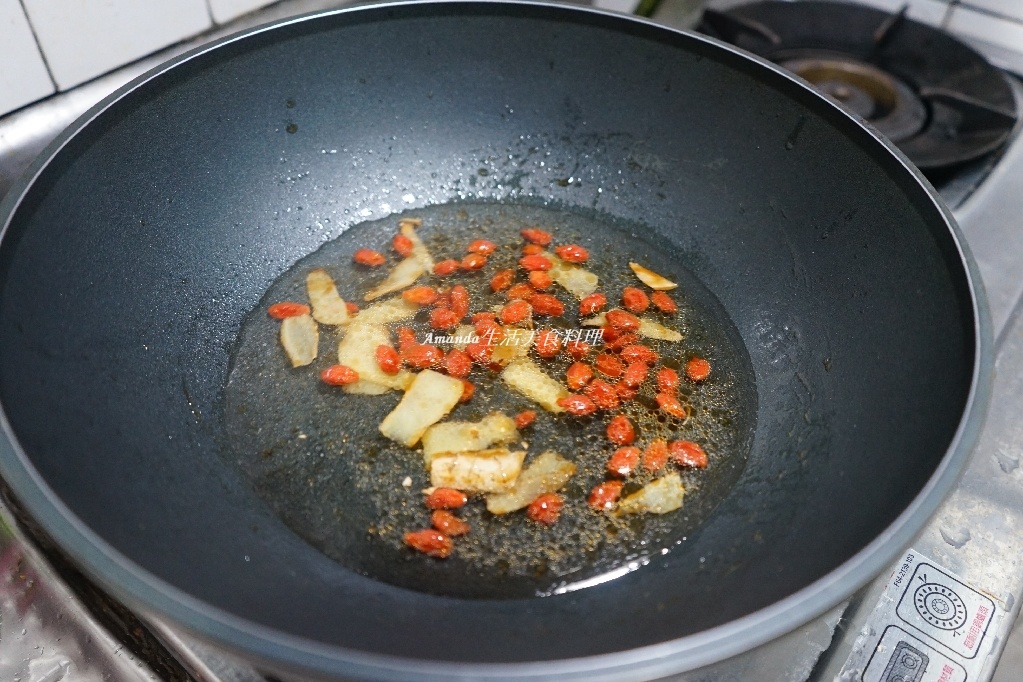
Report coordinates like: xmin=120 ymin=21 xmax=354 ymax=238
xmin=840 ymin=548 xmax=1003 ymax=682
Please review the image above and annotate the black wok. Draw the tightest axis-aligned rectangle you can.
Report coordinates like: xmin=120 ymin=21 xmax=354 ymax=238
xmin=0 ymin=2 xmax=990 ymax=680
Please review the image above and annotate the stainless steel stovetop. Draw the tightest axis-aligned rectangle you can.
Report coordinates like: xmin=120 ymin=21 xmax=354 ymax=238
xmin=2 ymin=1 xmax=1023 ymax=680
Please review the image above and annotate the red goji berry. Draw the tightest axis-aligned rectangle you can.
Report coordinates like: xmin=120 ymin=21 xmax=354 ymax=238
xmin=472 ymin=311 xmax=497 ymax=325
xmin=450 ymin=285 xmax=470 ymax=320
xmin=519 ymin=254 xmax=553 ymax=272
xmin=506 ymin=282 xmax=535 ymax=300
xmin=670 ymin=440 xmax=708 ymax=469
xmin=686 ymin=357 xmax=711 ymax=382
xmin=460 ymin=253 xmax=488 ymax=271
xmin=566 ymin=362 xmax=593 ymax=390
xmin=554 ymin=244 xmax=589 ymax=263
xmin=588 ymin=480 xmax=623 ymax=510
xmin=557 ymin=395 xmax=597 ymax=416
xmin=622 ymin=287 xmax=650 ymax=313
xmin=500 ymin=299 xmax=531 ymax=325
xmin=320 ymin=364 xmax=359 ymax=386
xmin=530 ymin=293 xmax=565 ymax=317
xmin=392 ymin=233 xmax=414 ymax=258
xmin=514 ymin=410 xmax=537 ymax=429
xmin=521 ymin=227 xmax=552 ymax=245
xmin=459 ymin=379 xmax=475 ymax=402
xmin=425 ymin=487 xmax=468 ymax=509
xmin=605 ymin=333 xmax=640 ymax=351
xmin=375 ymin=345 xmax=402 ymax=375
xmin=584 ymin=379 xmax=620 ymax=410
xmin=490 ymin=268 xmax=514 ymax=292
xmin=432 ymin=259 xmax=460 ymax=276
xmin=466 ymin=239 xmax=497 ymax=255
xmin=401 ymin=343 xmax=443 ymax=369
xmin=403 ymin=529 xmax=452 ymax=558
xmin=607 ymin=446 xmax=641 ymax=477
xmin=431 ymin=510 xmax=470 ymax=536
xmin=535 ymin=329 xmax=562 ymax=359
xmin=465 ymin=340 xmax=494 ymax=365
xmin=402 ymin=285 xmax=439 ymax=306
xmin=655 ymin=391 xmax=688 ymax=419
xmin=528 ymin=270 xmax=554 ymax=290
xmin=521 ymin=243 xmax=544 ymax=256
xmin=345 ymin=301 xmax=359 ymax=315
xmin=606 ymin=414 xmax=635 ymax=445
xmin=579 ymin=293 xmax=607 ymax=316
xmin=353 ymin=248 xmax=386 ymax=266
xmin=527 ymin=493 xmax=564 ymax=525
xmin=443 ymin=349 xmax=472 ymax=378
xmin=615 ymin=382 xmax=638 ymax=402
xmin=622 ymin=362 xmax=649 ymax=388
xmin=651 ymin=291 xmax=678 ymax=313
xmin=606 ymin=309 xmax=641 ymax=332
xmin=267 ymin=302 xmax=310 ymax=319
xmin=594 ymin=353 xmax=625 ymax=378
xmin=657 ymin=367 xmax=680 ymax=392
xmin=643 ymin=439 xmax=670 ymax=472
xmin=620 ymin=344 xmax=659 ymax=365
xmin=430 ymin=308 xmax=460 ymax=330
xmin=396 ymin=326 xmax=417 ymax=350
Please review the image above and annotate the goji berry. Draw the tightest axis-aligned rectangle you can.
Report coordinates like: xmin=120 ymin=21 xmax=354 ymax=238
xmin=431 ymin=510 xmax=470 ymax=536
xmin=565 ymin=340 xmax=591 ymax=360
xmin=670 ymin=440 xmax=708 ymax=469
xmin=490 ymin=269 xmax=514 ymax=292
xmin=622 ymin=287 xmax=650 ymax=313
xmin=686 ymin=357 xmax=711 ymax=382
xmin=320 ymin=364 xmax=359 ymax=386
xmin=425 ymin=487 xmax=467 ymax=509
xmin=459 ymin=379 xmax=475 ymax=402
xmin=594 ymin=353 xmax=625 ymax=378
xmin=443 ymin=349 xmax=472 ymax=378
xmin=267 ymin=302 xmax=310 ymax=319
xmin=450 ymin=285 xmax=470 ymax=319
xmin=403 ymin=529 xmax=452 ymax=558
xmin=521 ymin=243 xmax=544 ymax=256
xmin=620 ymin=344 xmax=659 ymax=365
xmin=465 ymin=340 xmax=494 ymax=365
xmin=396 ymin=326 xmax=417 ymax=350
xmin=345 ymin=301 xmax=359 ymax=315
xmin=466 ymin=239 xmax=497 ymax=255
xmin=432 ymin=259 xmax=460 ymax=276
xmin=643 ymin=439 xmax=670 ymax=472
xmin=554 ymin=244 xmax=589 ymax=263
xmin=528 ymin=271 xmax=554 ymax=290
xmin=566 ymin=362 xmax=593 ymax=390
xmin=527 ymin=493 xmax=564 ymax=525
xmin=392 ymin=233 xmax=414 ymax=258
xmin=461 ymin=253 xmax=488 ymax=271
xmin=472 ymin=311 xmax=497 ymax=325
xmin=430 ymin=308 xmax=460 ymax=330
xmin=514 ymin=410 xmax=537 ymax=429
xmin=606 ymin=414 xmax=635 ymax=445
xmin=656 ymin=367 xmax=680 ymax=391
xmin=557 ymin=395 xmax=597 ymax=416
xmin=402 ymin=285 xmax=439 ymax=306
xmin=622 ymin=362 xmax=648 ymax=388
xmin=519 ymin=254 xmax=553 ymax=272
xmin=605 ymin=333 xmax=640 ymax=351
xmin=506 ymin=282 xmax=535 ymax=300
xmin=615 ymin=382 xmax=638 ymax=402
xmin=521 ymin=227 xmax=552 ymax=245
xmin=475 ymin=320 xmax=504 ymax=343
xmin=500 ymin=299 xmax=531 ymax=325
xmin=401 ymin=343 xmax=443 ymax=369
xmin=579 ymin=293 xmax=607 ymax=316
xmin=530 ymin=293 xmax=565 ymax=317
xmin=655 ymin=391 xmax=688 ymax=419
xmin=606 ymin=309 xmax=641 ymax=332
xmin=353 ymin=248 xmax=386 ymax=267
xmin=375 ymin=345 xmax=402 ymax=375
xmin=651 ymin=291 xmax=678 ymax=313
xmin=535 ymin=329 xmax=562 ymax=358
xmin=607 ymin=446 xmax=640 ymax=476
xmin=584 ymin=379 xmax=620 ymax=410
xmin=588 ymin=480 xmax=623 ymax=511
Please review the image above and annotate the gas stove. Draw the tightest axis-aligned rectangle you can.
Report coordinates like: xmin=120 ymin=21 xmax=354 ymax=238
xmin=2 ymin=1 xmax=1023 ymax=681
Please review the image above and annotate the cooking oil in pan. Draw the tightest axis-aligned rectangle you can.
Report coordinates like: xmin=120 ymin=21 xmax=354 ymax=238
xmin=223 ymin=202 xmax=757 ymax=598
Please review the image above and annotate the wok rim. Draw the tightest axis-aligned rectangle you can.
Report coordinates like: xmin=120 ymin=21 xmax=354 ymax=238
xmin=0 ymin=1 xmax=993 ymax=679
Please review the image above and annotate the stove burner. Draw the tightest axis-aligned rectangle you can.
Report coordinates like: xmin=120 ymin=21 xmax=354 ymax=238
xmin=699 ymin=1 xmax=1019 ymax=172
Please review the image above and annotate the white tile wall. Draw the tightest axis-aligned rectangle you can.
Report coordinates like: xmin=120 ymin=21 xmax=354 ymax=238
xmin=0 ymin=0 xmax=55 ymax=116
xmin=961 ymin=0 xmax=1023 ymax=25
xmin=948 ymin=5 xmax=1023 ymax=54
xmin=20 ymin=0 xmax=213 ymax=91
xmin=209 ymin=0 xmax=277 ymax=25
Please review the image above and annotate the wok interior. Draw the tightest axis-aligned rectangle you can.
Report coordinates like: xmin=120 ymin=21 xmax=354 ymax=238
xmin=0 ymin=4 xmax=974 ymax=667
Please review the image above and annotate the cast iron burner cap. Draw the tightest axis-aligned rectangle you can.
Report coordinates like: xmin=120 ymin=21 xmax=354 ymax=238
xmin=698 ymin=1 xmax=1018 ymax=171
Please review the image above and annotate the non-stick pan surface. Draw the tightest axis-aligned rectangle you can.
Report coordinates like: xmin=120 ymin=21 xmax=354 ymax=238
xmin=0 ymin=2 xmax=989 ymax=680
